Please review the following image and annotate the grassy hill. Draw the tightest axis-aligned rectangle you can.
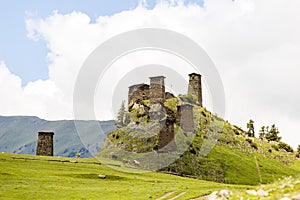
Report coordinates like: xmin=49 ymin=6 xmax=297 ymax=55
xmin=0 ymin=116 xmax=116 ymax=157
xmin=0 ymin=153 xmax=299 ymax=199
xmin=99 ymin=96 xmax=299 ymax=185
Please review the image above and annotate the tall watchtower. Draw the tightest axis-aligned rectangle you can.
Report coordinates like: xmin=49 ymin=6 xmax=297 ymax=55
xmin=149 ymin=76 xmax=165 ymax=105
xmin=36 ymin=132 xmax=54 ymax=156
xmin=188 ymin=73 xmax=202 ymax=106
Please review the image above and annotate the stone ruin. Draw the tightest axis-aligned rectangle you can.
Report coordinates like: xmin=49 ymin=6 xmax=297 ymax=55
xmin=188 ymin=73 xmax=202 ymax=106
xmin=149 ymin=76 xmax=166 ymax=105
xmin=176 ymin=104 xmax=194 ymax=133
xmin=127 ymin=73 xmax=202 ymax=151
xmin=36 ymin=132 xmax=54 ymax=156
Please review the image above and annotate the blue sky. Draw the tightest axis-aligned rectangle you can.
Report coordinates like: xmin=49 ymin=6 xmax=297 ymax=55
xmin=0 ymin=0 xmax=203 ymax=85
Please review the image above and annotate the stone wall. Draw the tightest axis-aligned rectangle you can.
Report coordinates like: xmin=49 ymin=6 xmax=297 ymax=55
xmin=188 ymin=73 xmax=202 ymax=106
xmin=149 ymin=76 xmax=165 ymax=105
xmin=158 ymin=118 xmax=176 ymax=151
xmin=176 ymin=104 xmax=194 ymax=132
xmin=36 ymin=132 xmax=54 ymax=156
xmin=128 ymin=84 xmax=149 ymax=109
xmin=165 ymin=92 xmax=175 ymax=99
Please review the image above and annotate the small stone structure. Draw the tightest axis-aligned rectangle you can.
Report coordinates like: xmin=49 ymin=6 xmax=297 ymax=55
xmin=176 ymin=104 xmax=194 ymax=132
xmin=188 ymin=73 xmax=202 ymax=106
xmin=149 ymin=76 xmax=165 ymax=105
xmin=36 ymin=132 xmax=54 ymax=156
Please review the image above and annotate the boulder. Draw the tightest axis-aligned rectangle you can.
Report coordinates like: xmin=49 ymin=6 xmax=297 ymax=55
xmin=257 ymin=189 xmax=269 ymax=197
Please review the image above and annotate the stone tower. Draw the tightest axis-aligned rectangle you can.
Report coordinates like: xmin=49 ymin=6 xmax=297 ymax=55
xmin=36 ymin=132 xmax=54 ymax=156
xmin=176 ymin=104 xmax=194 ymax=132
xmin=149 ymin=76 xmax=165 ymax=105
xmin=128 ymin=84 xmax=149 ymax=109
xmin=188 ymin=73 xmax=202 ymax=106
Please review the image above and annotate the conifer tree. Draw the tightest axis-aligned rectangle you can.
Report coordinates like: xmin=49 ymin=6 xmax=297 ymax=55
xmin=265 ymin=124 xmax=281 ymax=142
xmin=246 ymin=119 xmax=255 ymax=137
xmin=259 ymin=126 xmax=267 ymax=139
xmin=115 ymin=101 xmax=126 ymax=128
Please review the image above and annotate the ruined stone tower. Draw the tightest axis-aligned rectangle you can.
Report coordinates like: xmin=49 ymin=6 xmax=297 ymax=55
xmin=128 ymin=84 xmax=149 ymax=109
xmin=36 ymin=132 xmax=54 ymax=156
xmin=176 ymin=104 xmax=194 ymax=132
xmin=149 ymin=76 xmax=165 ymax=105
xmin=188 ymin=73 xmax=202 ymax=106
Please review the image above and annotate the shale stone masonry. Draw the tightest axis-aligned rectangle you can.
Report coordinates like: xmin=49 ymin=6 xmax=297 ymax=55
xmin=188 ymin=73 xmax=202 ymax=106
xmin=126 ymin=73 xmax=202 ymax=152
xmin=176 ymin=104 xmax=194 ymax=133
xmin=36 ymin=132 xmax=54 ymax=156
xmin=128 ymin=84 xmax=149 ymax=109
xmin=149 ymin=76 xmax=165 ymax=105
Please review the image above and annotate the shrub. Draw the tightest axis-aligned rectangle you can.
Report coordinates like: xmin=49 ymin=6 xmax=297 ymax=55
xmin=278 ymin=142 xmax=294 ymax=153
xmin=271 ymin=144 xmax=279 ymax=151
xmin=250 ymin=142 xmax=258 ymax=150
xmin=246 ymin=138 xmax=253 ymax=144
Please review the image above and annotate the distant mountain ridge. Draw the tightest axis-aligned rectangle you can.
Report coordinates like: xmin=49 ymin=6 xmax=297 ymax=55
xmin=0 ymin=116 xmax=116 ymax=157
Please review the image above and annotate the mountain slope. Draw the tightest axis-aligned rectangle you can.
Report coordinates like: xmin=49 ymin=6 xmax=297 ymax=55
xmin=0 ymin=116 xmax=116 ymax=157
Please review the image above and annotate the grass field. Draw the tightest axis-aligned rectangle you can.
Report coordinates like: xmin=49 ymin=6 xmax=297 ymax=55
xmin=0 ymin=153 xmax=248 ymax=200
xmin=0 ymin=153 xmax=299 ymax=199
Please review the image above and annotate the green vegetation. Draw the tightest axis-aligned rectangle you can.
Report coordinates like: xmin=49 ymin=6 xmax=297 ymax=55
xmin=1 ymin=153 xmax=299 ymax=199
xmin=100 ymin=100 xmax=300 ymax=186
xmin=278 ymin=142 xmax=294 ymax=153
xmin=246 ymin=119 xmax=255 ymax=137
xmin=115 ymin=100 xmax=130 ymax=128
xmin=0 ymin=153 xmax=247 ymax=200
xmin=265 ymin=124 xmax=282 ymax=142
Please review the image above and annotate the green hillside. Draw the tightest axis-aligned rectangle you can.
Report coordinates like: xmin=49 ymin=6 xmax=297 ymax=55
xmin=0 ymin=153 xmax=299 ymax=200
xmin=0 ymin=153 xmax=243 ymax=199
xmin=99 ymin=96 xmax=300 ymax=185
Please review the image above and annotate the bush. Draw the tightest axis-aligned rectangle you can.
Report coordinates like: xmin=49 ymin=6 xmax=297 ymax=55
xmin=271 ymin=144 xmax=279 ymax=151
xmin=246 ymin=138 xmax=253 ymax=144
xmin=278 ymin=142 xmax=294 ymax=153
xmin=250 ymin=142 xmax=258 ymax=150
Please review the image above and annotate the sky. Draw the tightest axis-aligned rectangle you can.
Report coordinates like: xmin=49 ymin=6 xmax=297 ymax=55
xmin=0 ymin=0 xmax=300 ymax=148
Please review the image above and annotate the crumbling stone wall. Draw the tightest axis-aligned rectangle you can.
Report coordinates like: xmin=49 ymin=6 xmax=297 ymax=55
xmin=158 ymin=118 xmax=176 ymax=151
xmin=176 ymin=104 xmax=194 ymax=132
xmin=36 ymin=132 xmax=54 ymax=156
xmin=165 ymin=92 xmax=175 ymax=99
xmin=188 ymin=73 xmax=202 ymax=106
xmin=149 ymin=76 xmax=165 ymax=105
xmin=128 ymin=84 xmax=149 ymax=109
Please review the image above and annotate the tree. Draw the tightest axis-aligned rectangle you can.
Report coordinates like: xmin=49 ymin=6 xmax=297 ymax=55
xmin=297 ymin=144 xmax=300 ymax=154
xmin=265 ymin=124 xmax=281 ymax=142
xmin=115 ymin=101 xmax=126 ymax=128
xmin=124 ymin=112 xmax=130 ymax=126
xmin=246 ymin=119 xmax=255 ymax=137
xmin=259 ymin=126 xmax=268 ymax=139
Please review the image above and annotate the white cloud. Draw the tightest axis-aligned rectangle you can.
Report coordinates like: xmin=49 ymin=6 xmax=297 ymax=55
xmin=1 ymin=0 xmax=300 ymax=147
